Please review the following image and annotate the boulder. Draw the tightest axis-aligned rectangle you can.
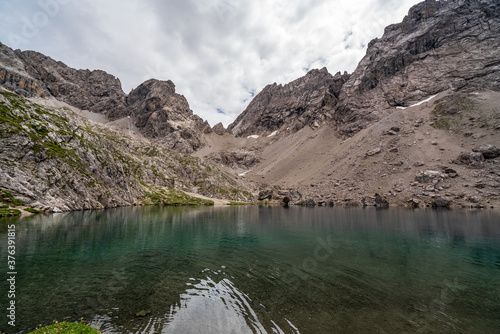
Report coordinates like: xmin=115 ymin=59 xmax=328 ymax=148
xmin=305 ymin=198 xmax=316 ymax=207
xmin=415 ymin=170 xmax=446 ymax=183
xmin=455 ymin=152 xmax=485 ymax=166
xmin=473 ymin=145 xmax=500 ymax=159
xmin=442 ymin=167 xmax=458 ymax=178
xmin=362 ymin=196 xmax=376 ymax=207
xmin=362 ymin=194 xmax=389 ymax=208
xmin=288 ymin=190 xmax=302 ymax=202
xmin=432 ymin=197 xmax=451 ymax=208
xmin=375 ymin=193 xmax=389 ymax=208
xmin=366 ymin=147 xmax=381 ymax=157
xmin=408 ymin=198 xmax=420 ymax=208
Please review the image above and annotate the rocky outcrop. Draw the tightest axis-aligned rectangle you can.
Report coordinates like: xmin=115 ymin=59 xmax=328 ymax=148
xmin=0 ymin=42 xmax=208 ymax=153
xmin=228 ymin=68 xmax=349 ymax=137
xmin=207 ymin=149 xmax=260 ymax=169
xmin=212 ymin=122 xmax=226 ymax=136
xmin=258 ymin=189 xmax=273 ymax=201
xmin=127 ymin=79 xmax=206 ymax=153
xmin=335 ymin=0 xmax=500 ymax=136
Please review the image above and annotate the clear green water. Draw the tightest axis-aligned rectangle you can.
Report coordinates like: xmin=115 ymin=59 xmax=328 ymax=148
xmin=1 ymin=206 xmax=499 ymax=333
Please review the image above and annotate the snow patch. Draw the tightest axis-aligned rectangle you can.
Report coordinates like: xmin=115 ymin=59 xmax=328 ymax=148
xmin=396 ymin=106 xmax=406 ymax=110
xmin=409 ymin=94 xmax=438 ymax=108
xmin=267 ymin=131 xmax=278 ymax=137
xmin=238 ymin=171 xmax=251 ymax=177
xmin=247 ymin=135 xmax=259 ymax=139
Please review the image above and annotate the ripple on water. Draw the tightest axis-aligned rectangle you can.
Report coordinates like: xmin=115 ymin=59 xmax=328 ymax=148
xmin=93 ymin=269 xmax=299 ymax=334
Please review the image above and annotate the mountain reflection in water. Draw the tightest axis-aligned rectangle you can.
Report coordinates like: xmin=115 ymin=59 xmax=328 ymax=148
xmin=0 ymin=206 xmax=499 ymax=333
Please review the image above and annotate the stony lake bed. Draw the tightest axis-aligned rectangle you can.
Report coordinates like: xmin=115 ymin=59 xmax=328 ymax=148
xmin=1 ymin=206 xmax=499 ymax=333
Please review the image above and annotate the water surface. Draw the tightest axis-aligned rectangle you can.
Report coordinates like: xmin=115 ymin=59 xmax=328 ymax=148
xmin=1 ymin=206 xmax=499 ymax=333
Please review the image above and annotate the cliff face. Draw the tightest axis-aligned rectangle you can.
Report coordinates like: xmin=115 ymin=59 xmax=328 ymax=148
xmin=0 ymin=43 xmax=208 ymax=153
xmin=335 ymin=0 xmax=500 ymax=135
xmin=228 ymin=68 xmax=349 ymax=137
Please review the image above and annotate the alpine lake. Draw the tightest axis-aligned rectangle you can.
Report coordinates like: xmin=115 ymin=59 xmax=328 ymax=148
xmin=1 ymin=206 xmax=499 ymax=333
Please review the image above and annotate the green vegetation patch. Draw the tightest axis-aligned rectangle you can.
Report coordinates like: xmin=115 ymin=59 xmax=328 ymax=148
xmin=228 ymin=201 xmax=251 ymax=206
xmin=1 ymin=190 xmax=23 ymax=206
xmin=143 ymin=185 xmax=214 ymax=206
xmin=27 ymin=321 xmax=101 ymax=334
xmin=431 ymin=95 xmax=476 ymax=132
xmin=24 ymin=207 xmax=44 ymax=214
xmin=0 ymin=208 xmax=21 ymax=217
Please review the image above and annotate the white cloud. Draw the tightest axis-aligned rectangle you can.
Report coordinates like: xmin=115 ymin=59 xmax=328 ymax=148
xmin=0 ymin=0 xmax=422 ymax=126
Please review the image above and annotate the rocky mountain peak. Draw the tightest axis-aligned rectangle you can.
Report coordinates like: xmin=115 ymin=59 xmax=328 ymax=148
xmin=0 ymin=43 xmax=212 ymax=153
xmin=229 ymin=0 xmax=499 ymax=139
xmin=126 ymin=78 xmax=208 ymax=152
xmin=228 ymin=67 xmax=350 ymax=137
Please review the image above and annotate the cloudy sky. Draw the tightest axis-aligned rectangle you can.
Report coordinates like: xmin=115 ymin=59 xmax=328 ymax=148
xmin=0 ymin=0 xmax=422 ymax=126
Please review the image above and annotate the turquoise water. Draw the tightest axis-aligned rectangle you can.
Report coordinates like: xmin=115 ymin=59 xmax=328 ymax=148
xmin=1 ymin=206 xmax=499 ymax=333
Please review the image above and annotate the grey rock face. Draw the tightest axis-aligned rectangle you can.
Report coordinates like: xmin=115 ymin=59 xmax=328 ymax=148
xmin=228 ymin=68 xmax=349 ymax=137
xmin=127 ymin=79 xmax=206 ymax=153
xmin=335 ymin=0 xmax=500 ymax=136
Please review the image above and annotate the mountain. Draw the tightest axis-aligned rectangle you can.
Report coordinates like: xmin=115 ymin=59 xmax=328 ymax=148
xmin=1 ymin=0 xmax=500 ymax=212
xmin=228 ymin=68 xmax=349 ymax=137
xmin=230 ymin=0 xmax=500 ymax=137
xmin=0 ymin=43 xmax=211 ymax=153
xmin=206 ymin=0 xmax=500 ymax=209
